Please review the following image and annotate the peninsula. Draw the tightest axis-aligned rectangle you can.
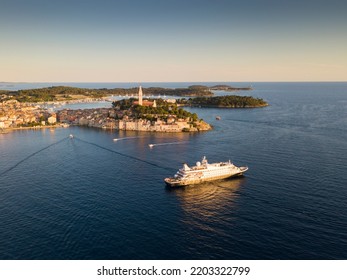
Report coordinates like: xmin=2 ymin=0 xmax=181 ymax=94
xmin=1 ymin=85 xmax=267 ymax=133
xmin=57 ymin=103 xmax=211 ymax=133
xmin=108 ymin=96 xmax=211 ymax=132
xmin=1 ymin=86 xmax=211 ymax=133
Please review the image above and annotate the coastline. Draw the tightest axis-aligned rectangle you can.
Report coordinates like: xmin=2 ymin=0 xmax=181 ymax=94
xmin=1 ymin=121 xmax=212 ymax=134
xmin=0 ymin=124 xmax=69 ymax=134
xmin=57 ymin=107 xmax=212 ymax=133
xmin=1 ymin=86 xmax=267 ymax=134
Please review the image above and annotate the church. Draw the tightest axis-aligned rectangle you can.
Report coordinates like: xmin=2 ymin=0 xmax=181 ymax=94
xmin=133 ymin=86 xmax=157 ymax=107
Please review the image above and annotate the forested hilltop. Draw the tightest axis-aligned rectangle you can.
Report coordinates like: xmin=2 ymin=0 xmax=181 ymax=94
xmin=0 ymin=85 xmax=251 ymax=102
xmin=110 ymin=98 xmax=211 ymax=132
xmin=177 ymin=95 xmax=268 ymax=108
xmin=112 ymin=98 xmax=199 ymax=122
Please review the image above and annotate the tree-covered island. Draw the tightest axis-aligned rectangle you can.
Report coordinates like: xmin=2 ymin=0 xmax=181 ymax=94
xmin=209 ymin=85 xmax=253 ymax=91
xmin=177 ymin=95 xmax=268 ymax=108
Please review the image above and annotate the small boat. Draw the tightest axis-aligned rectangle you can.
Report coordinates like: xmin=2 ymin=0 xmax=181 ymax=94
xmin=216 ymin=116 xmax=221 ymax=120
xmin=148 ymin=144 xmax=154 ymax=148
xmin=113 ymin=138 xmax=118 ymax=141
xmin=69 ymin=134 xmax=74 ymax=138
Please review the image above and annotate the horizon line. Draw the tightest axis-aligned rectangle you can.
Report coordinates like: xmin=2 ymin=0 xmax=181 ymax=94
xmin=1 ymin=80 xmax=347 ymax=84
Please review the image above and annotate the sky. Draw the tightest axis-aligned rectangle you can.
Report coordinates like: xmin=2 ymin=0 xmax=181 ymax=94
xmin=0 ymin=0 xmax=346 ymax=82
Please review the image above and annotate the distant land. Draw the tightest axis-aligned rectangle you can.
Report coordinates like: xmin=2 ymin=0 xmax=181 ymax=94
xmin=0 ymin=85 xmax=252 ymax=103
xmin=209 ymin=85 xmax=253 ymax=91
xmin=177 ymin=95 xmax=268 ymax=108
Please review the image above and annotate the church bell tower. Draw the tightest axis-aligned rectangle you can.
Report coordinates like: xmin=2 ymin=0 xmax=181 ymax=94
xmin=138 ymin=86 xmax=143 ymax=106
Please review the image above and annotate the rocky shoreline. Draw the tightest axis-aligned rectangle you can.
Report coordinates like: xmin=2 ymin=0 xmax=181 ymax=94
xmin=57 ymin=108 xmax=211 ymax=132
xmin=0 ymin=100 xmax=211 ymax=133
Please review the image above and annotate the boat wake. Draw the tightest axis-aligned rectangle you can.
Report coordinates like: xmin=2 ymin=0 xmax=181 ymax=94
xmin=148 ymin=141 xmax=188 ymax=148
xmin=113 ymin=136 xmax=147 ymax=142
xmin=75 ymin=136 xmax=176 ymax=172
xmin=0 ymin=137 xmax=68 ymax=177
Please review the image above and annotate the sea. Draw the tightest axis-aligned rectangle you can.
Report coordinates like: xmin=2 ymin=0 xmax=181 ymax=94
xmin=0 ymin=82 xmax=346 ymax=260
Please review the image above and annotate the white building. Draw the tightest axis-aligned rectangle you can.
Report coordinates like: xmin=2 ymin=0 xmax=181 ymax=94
xmin=48 ymin=115 xmax=57 ymax=124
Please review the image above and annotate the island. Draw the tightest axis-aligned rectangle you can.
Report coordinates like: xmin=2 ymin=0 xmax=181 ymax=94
xmin=209 ymin=84 xmax=253 ymax=91
xmin=177 ymin=95 xmax=268 ymax=108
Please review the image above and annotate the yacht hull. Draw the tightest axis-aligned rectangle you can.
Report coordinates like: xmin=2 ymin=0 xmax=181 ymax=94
xmin=164 ymin=170 xmax=246 ymax=187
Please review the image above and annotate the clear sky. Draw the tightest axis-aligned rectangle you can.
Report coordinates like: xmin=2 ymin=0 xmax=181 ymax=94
xmin=1 ymin=0 xmax=346 ymax=82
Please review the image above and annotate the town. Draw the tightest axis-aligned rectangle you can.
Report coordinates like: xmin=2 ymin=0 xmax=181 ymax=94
xmin=1 ymin=86 xmax=212 ymax=133
xmin=0 ymin=100 xmax=58 ymax=130
xmin=56 ymin=86 xmax=211 ymax=132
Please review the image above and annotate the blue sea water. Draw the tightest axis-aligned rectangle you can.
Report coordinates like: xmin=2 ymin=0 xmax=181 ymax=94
xmin=0 ymin=82 xmax=346 ymax=260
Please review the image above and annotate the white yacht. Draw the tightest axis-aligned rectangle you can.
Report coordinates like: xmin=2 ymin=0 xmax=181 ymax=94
xmin=165 ymin=156 xmax=248 ymax=187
